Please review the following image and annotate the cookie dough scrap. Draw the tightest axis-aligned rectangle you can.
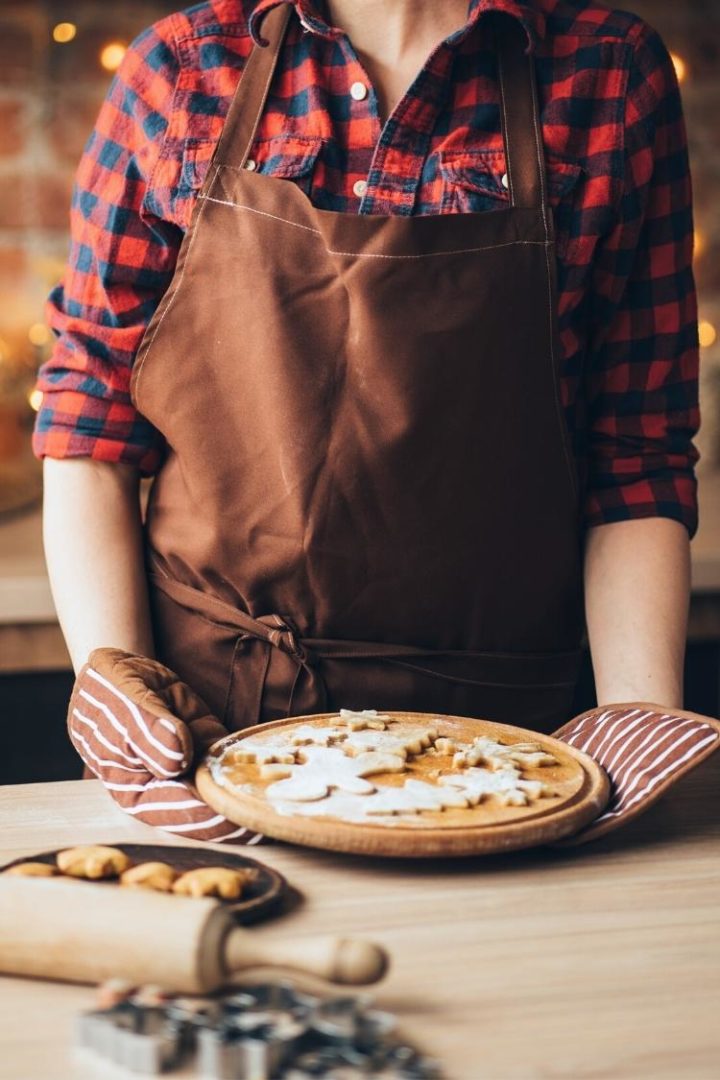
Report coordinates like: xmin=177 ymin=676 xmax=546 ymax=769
xmin=452 ymin=737 xmax=558 ymax=771
xmin=341 ymin=723 xmax=439 ymax=759
xmin=262 ymin=745 xmax=406 ymax=801
xmin=440 ymin=767 xmax=554 ymax=806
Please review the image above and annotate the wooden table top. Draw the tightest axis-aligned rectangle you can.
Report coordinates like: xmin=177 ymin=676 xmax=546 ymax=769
xmin=1 ymin=771 xmax=719 ymax=1080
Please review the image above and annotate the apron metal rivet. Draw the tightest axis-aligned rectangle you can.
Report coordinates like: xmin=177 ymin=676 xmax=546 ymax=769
xmin=245 ymin=158 xmax=257 ymax=171
xmin=501 ymin=172 xmax=509 ymax=189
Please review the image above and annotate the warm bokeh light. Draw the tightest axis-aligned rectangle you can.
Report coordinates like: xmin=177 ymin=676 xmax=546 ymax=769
xmin=52 ymin=22 xmax=77 ymax=44
xmin=28 ymin=323 xmax=51 ymax=347
xmin=99 ymin=42 xmax=127 ymax=72
xmin=670 ymin=53 xmax=687 ymax=84
xmin=27 ymin=390 xmax=44 ymax=412
xmin=698 ymin=320 xmax=717 ymax=349
xmin=694 ymin=230 xmax=706 ymax=259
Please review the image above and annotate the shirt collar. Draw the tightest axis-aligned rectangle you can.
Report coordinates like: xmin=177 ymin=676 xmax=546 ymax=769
xmin=246 ymin=1 xmax=546 ymax=52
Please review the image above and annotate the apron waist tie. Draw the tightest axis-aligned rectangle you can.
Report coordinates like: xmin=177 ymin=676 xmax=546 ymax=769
xmin=149 ymin=571 xmax=581 ymax=721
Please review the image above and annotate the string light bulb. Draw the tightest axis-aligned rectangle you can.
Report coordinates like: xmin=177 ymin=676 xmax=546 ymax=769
xmin=670 ymin=53 xmax=687 ymax=84
xmin=698 ymin=320 xmax=717 ymax=349
xmin=99 ymin=42 xmax=127 ymax=72
xmin=52 ymin=22 xmax=77 ymax=44
xmin=28 ymin=323 xmax=51 ymax=347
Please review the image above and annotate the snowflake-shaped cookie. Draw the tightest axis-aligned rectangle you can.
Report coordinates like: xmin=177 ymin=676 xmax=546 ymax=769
xmin=439 ymin=767 xmax=553 ymax=806
xmin=364 ymin=779 xmax=470 ymax=815
xmin=452 ymin=737 xmax=557 ymax=771
xmin=261 ymin=746 xmax=406 ymax=802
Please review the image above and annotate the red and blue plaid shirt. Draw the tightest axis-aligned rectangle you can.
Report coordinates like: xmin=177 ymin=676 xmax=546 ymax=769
xmin=32 ymin=0 xmax=701 ymax=534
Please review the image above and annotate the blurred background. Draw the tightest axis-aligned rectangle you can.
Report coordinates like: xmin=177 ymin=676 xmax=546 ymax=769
xmin=0 ymin=0 xmax=718 ymax=783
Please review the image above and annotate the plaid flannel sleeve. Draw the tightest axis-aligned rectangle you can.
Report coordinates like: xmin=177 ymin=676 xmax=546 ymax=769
xmin=583 ymin=23 xmax=700 ymax=536
xmin=31 ymin=17 xmax=182 ymax=475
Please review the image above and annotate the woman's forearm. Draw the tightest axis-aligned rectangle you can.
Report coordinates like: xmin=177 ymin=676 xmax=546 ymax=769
xmin=583 ymin=517 xmax=691 ymax=709
xmin=42 ymin=458 xmax=155 ymax=673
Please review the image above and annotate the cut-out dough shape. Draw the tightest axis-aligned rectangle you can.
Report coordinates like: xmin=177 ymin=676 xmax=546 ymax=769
xmin=433 ymin=737 xmax=459 ymax=755
xmin=452 ymin=737 xmax=557 ymax=771
xmin=440 ymin=767 xmax=554 ymax=806
xmin=338 ymin=708 xmax=391 ymax=730
xmin=261 ymin=745 xmax=406 ymax=802
xmin=342 ymin=723 xmax=439 ymax=758
xmin=224 ymin=732 xmax=298 ymax=765
xmin=364 ymin=779 xmax=471 ymax=815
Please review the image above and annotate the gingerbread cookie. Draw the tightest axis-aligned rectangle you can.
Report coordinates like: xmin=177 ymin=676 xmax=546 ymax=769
xmin=261 ymin=745 xmax=406 ymax=801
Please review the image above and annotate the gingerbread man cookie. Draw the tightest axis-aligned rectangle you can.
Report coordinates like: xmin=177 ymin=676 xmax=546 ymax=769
xmin=261 ymin=745 xmax=406 ymax=801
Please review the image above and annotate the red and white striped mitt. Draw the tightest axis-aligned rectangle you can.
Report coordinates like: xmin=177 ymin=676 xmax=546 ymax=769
xmin=67 ymin=647 xmax=263 ymax=845
xmin=553 ymin=702 xmax=720 ymax=844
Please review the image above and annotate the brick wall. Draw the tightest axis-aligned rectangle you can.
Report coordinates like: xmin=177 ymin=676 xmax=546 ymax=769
xmin=0 ymin=1 xmax=718 ymax=469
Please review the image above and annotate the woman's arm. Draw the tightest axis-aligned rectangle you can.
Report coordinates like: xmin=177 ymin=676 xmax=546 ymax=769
xmin=584 ymin=517 xmax=690 ymax=708
xmin=42 ymin=458 xmax=155 ymax=673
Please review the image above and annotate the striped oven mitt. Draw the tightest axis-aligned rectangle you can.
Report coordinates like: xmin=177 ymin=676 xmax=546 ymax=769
xmin=553 ymin=702 xmax=720 ymax=845
xmin=67 ymin=647 xmax=263 ymax=845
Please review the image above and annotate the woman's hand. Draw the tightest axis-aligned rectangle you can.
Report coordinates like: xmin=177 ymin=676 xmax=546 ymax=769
xmin=553 ymin=702 xmax=720 ymax=844
xmin=68 ymin=647 xmax=263 ymax=844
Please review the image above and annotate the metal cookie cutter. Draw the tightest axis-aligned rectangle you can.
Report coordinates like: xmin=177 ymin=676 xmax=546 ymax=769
xmin=76 ymin=990 xmax=179 ymax=1074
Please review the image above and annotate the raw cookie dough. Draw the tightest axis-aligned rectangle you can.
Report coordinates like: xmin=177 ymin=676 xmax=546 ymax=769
xmin=364 ymin=779 xmax=471 ymax=815
xmin=440 ymin=767 xmax=553 ymax=806
xmin=341 ymin=723 xmax=439 ymax=758
xmin=262 ymin=745 xmax=406 ymax=802
xmin=452 ymin=737 xmax=557 ymax=771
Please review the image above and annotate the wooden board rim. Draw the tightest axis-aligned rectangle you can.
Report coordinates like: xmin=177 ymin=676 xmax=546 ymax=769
xmin=196 ymin=712 xmax=611 ymax=858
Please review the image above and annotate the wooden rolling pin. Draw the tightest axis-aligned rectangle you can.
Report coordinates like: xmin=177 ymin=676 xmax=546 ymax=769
xmin=0 ymin=876 xmax=388 ymax=993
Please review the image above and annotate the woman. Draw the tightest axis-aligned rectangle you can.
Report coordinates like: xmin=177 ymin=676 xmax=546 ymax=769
xmin=33 ymin=1 xmax=710 ymax=843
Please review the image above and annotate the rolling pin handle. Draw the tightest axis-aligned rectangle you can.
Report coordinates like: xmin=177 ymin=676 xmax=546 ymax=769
xmin=223 ymin=930 xmax=389 ymax=986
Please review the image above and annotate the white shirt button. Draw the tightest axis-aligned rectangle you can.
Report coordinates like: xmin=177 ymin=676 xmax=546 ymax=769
xmin=353 ymin=179 xmax=368 ymax=197
xmin=501 ymin=172 xmax=509 ymax=189
xmin=245 ymin=158 xmax=257 ymax=171
xmin=350 ymin=80 xmax=368 ymax=101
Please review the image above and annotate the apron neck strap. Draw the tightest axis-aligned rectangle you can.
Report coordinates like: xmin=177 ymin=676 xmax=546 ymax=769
xmin=211 ymin=4 xmax=547 ymax=214
xmin=209 ymin=2 xmax=294 ymax=178
xmin=492 ymin=14 xmax=547 ymax=211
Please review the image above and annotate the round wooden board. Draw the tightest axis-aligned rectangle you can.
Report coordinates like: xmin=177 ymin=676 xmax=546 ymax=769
xmin=196 ymin=712 xmax=610 ymax=858
xmin=0 ymin=843 xmax=287 ymax=924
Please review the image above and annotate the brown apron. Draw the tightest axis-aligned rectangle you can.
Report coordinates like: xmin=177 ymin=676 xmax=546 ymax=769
xmin=130 ymin=5 xmax=584 ymax=736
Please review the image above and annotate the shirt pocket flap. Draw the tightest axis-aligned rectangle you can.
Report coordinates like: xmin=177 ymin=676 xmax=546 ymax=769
xmin=179 ymin=134 xmax=325 ymax=193
xmin=179 ymin=138 xmax=218 ymax=193
xmin=251 ymin=134 xmax=325 ymax=178
xmin=437 ymin=147 xmax=583 ymax=205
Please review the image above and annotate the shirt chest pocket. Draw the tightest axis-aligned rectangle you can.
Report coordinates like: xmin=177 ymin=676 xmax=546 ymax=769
xmin=178 ymin=133 xmax=325 ymax=200
xmin=436 ymin=148 xmax=584 ymax=259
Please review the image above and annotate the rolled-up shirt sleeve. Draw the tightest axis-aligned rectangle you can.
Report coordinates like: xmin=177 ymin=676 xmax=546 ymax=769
xmin=583 ymin=22 xmax=700 ymax=537
xmin=32 ymin=17 xmax=182 ymax=476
